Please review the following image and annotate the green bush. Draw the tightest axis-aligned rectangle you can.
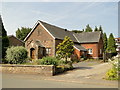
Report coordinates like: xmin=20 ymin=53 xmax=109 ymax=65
xmin=71 ymin=54 xmax=80 ymax=63
xmin=6 ymin=46 xmax=28 ymax=64
xmin=106 ymin=59 xmax=119 ymax=80
xmin=106 ymin=68 xmax=118 ymax=80
xmin=57 ymin=60 xmax=66 ymax=65
xmin=38 ymin=56 xmax=59 ymax=66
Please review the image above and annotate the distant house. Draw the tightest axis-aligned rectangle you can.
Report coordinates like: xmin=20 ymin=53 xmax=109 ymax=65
xmin=24 ymin=20 xmax=103 ymax=59
xmin=115 ymin=38 xmax=120 ymax=56
xmin=8 ymin=35 xmax=24 ymax=46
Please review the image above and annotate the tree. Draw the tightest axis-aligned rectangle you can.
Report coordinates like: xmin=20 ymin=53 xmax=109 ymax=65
xmin=106 ymin=33 xmax=116 ymax=53
xmin=99 ymin=25 xmax=103 ymax=33
xmin=94 ymin=26 xmax=98 ymax=32
xmin=0 ymin=16 xmax=9 ymax=59
xmin=56 ymin=36 xmax=74 ymax=62
xmin=85 ymin=24 xmax=93 ymax=32
xmin=103 ymin=33 xmax=107 ymax=61
xmin=16 ymin=27 xmax=32 ymax=41
xmin=103 ymin=33 xmax=107 ymax=52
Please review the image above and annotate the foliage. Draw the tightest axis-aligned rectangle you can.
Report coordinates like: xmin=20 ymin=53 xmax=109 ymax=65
xmin=57 ymin=60 xmax=66 ymax=65
xmin=6 ymin=46 xmax=28 ymax=64
xmin=38 ymin=56 xmax=60 ymax=66
xmin=56 ymin=36 xmax=74 ymax=62
xmin=103 ymin=33 xmax=107 ymax=52
xmin=106 ymin=33 xmax=116 ymax=53
xmin=16 ymin=27 xmax=32 ymax=41
xmin=55 ymin=62 xmax=73 ymax=74
xmin=106 ymin=59 xmax=119 ymax=80
xmin=99 ymin=25 xmax=103 ymax=33
xmin=72 ymin=30 xmax=83 ymax=33
xmin=85 ymin=24 xmax=93 ymax=32
xmin=71 ymin=54 xmax=80 ymax=63
xmin=1 ymin=17 xmax=9 ymax=59
xmin=94 ymin=26 xmax=98 ymax=32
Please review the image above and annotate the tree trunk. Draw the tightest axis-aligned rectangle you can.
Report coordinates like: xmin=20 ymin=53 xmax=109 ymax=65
xmin=103 ymin=52 xmax=106 ymax=62
xmin=65 ymin=56 xmax=67 ymax=63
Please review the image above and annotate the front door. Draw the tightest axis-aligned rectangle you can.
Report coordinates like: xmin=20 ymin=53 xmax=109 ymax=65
xmin=30 ymin=48 xmax=35 ymax=59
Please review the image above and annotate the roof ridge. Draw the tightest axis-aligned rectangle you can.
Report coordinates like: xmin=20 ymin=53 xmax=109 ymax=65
xmin=74 ymin=31 xmax=101 ymax=34
xmin=8 ymin=35 xmax=24 ymax=43
xmin=39 ymin=20 xmax=69 ymax=32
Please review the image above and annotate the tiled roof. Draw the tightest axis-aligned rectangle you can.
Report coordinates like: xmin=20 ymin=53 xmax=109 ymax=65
xmin=39 ymin=20 xmax=78 ymax=42
xmin=8 ymin=35 xmax=24 ymax=43
xmin=73 ymin=31 xmax=101 ymax=43
xmin=24 ymin=20 xmax=101 ymax=44
xmin=74 ymin=44 xmax=87 ymax=51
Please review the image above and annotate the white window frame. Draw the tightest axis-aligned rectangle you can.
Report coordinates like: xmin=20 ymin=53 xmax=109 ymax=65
xmin=46 ymin=48 xmax=51 ymax=55
xmin=88 ymin=48 xmax=93 ymax=54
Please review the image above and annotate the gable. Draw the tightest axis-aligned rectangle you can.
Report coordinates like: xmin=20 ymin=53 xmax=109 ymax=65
xmin=24 ymin=20 xmax=78 ymax=43
xmin=40 ymin=21 xmax=78 ymax=42
xmin=24 ymin=21 xmax=55 ymax=42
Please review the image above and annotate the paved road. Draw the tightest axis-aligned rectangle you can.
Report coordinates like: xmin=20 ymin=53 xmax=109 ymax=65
xmin=2 ymin=73 xmax=117 ymax=88
xmin=2 ymin=61 xmax=118 ymax=88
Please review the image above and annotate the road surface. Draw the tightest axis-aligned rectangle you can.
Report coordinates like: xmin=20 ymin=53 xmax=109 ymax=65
xmin=2 ymin=61 xmax=118 ymax=88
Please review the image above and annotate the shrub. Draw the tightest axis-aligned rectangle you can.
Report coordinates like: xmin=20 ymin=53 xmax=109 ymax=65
xmin=106 ymin=59 xmax=119 ymax=80
xmin=6 ymin=46 xmax=28 ymax=64
xmin=55 ymin=65 xmax=65 ymax=74
xmin=106 ymin=68 xmax=118 ymax=80
xmin=71 ymin=54 xmax=79 ymax=63
xmin=38 ymin=56 xmax=59 ymax=66
xmin=57 ymin=60 xmax=66 ymax=65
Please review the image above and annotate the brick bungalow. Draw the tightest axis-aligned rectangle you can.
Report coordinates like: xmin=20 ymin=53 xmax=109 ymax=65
xmin=24 ymin=20 xmax=103 ymax=59
xmin=8 ymin=35 xmax=24 ymax=46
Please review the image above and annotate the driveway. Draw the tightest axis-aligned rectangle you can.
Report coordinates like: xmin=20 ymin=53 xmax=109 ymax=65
xmin=46 ymin=61 xmax=118 ymax=87
xmin=2 ymin=61 xmax=118 ymax=88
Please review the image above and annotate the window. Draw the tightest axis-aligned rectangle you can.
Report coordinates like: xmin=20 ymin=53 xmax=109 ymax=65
xmin=88 ymin=49 xmax=93 ymax=54
xmin=40 ymin=48 xmax=43 ymax=55
xmin=46 ymin=48 xmax=51 ymax=55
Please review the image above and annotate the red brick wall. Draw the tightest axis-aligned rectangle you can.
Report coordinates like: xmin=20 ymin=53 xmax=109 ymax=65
xmin=81 ymin=40 xmax=103 ymax=59
xmin=25 ymin=23 xmax=55 ymax=59
xmin=98 ymin=37 xmax=103 ymax=58
xmin=81 ymin=43 xmax=98 ymax=58
xmin=74 ymin=49 xmax=81 ymax=59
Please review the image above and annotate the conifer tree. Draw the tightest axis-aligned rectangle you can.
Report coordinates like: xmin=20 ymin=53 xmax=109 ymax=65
xmin=56 ymin=36 xmax=74 ymax=62
xmin=103 ymin=33 xmax=107 ymax=52
xmin=99 ymin=25 xmax=103 ymax=33
xmin=0 ymin=16 xmax=9 ymax=59
xmin=94 ymin=26 xmax=98 ymax=32
xmin=85 ymin=24 xmax=93 ymax=32
xmin=106 ymin=33 xmax=116 ymax=53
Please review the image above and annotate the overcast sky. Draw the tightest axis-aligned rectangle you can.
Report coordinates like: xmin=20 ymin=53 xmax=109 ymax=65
xmin=1 ymin=1 xmax=119 ymax=37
